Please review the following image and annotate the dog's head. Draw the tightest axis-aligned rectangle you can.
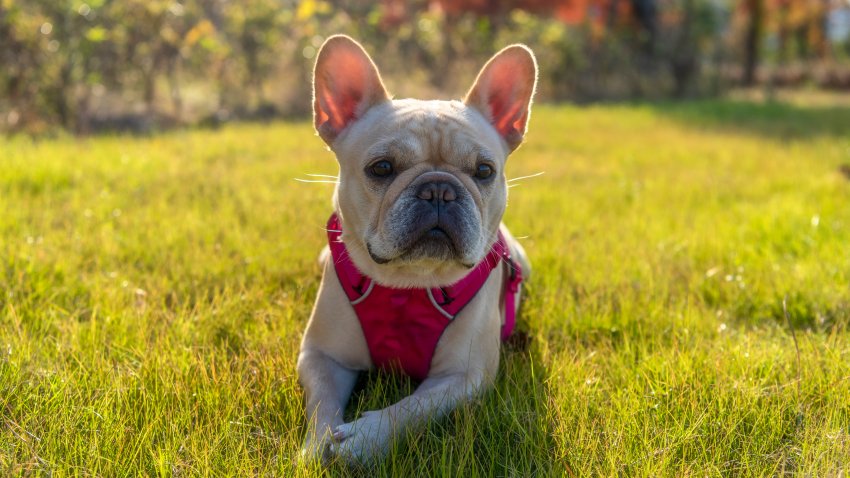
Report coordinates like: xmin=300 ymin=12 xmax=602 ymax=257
xmin=313 ymin=35 xmax=536 ymax=288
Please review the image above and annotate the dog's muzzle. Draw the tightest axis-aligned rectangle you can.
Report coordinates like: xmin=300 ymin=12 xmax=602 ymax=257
xmin=385 ymin=172 xmax=479 ymax=264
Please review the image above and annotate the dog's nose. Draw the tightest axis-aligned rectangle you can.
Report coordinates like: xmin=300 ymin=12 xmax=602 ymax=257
xmin=416 ymin=181 xmax=457 ymax=204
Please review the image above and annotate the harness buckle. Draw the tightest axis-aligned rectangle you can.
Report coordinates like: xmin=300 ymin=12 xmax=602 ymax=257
xmin=439 ymin=287 xmax=454 ymax=306
xmin=504 ymin=254 xmax=521 ymax=294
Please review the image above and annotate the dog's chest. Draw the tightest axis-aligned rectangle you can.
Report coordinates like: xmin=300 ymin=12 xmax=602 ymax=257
xmin=350 ymin=287 xmax=454 ymax=381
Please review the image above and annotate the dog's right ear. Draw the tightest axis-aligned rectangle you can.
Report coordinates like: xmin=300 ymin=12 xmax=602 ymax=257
xmin=313 ymin=35 xmax=389 ymax=145
xmin=464 ymin=45 xmax=537 ymax=152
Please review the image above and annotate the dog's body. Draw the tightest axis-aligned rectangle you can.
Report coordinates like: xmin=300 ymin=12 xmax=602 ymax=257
xmin=298 ymin=35 xmax=537 ymax=463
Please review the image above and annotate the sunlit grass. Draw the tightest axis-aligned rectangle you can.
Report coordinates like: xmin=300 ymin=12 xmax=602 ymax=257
xmin=1 ymin=101 xmax=849 ymax=475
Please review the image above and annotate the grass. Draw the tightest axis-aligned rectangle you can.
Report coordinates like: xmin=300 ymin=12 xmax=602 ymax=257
xmin=1 ymin=100 xmax=849 ymax=476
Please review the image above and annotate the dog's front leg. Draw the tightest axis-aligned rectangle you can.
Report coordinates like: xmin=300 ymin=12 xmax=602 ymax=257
xmin=330 ymin=371 xmax=489 ymax=463
xmin=298 ymin=348 xmax=360 ymax=462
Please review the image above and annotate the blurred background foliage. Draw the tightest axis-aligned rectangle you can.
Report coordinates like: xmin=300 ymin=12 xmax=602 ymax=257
xmin=1 ymin=0 xmax=849 ymax=134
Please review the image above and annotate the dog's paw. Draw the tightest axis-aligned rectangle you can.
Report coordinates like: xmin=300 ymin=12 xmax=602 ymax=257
xmin=329 ymin=410 xmax=393 ymax=464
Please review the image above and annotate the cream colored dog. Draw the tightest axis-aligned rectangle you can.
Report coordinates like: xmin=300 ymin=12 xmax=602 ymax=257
xmin=298 ymin=35 xmax=536 ymax=464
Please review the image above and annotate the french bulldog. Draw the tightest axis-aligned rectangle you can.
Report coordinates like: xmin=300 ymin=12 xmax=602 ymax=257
xmin=298 ymin=35 xmax=536 ymax=464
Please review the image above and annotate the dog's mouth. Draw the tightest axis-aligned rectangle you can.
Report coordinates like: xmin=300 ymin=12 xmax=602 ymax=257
xmin=424 ymin=226 xmax=451 ymax=241
xmin=367 ymin=185 xmax=484 ymax=269
xmin=367 ymin=242 xmax=392 ymax=264
xmin=367 ymin=226 xmax=474 ymax=267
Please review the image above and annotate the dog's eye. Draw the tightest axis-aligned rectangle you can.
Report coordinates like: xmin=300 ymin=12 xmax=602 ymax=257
xmin=368 ymin=160 xmax=394 ymax=178
xmin=474 ymin=163 xmax=494 ymax=180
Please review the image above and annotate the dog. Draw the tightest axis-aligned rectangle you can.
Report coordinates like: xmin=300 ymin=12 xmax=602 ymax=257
xmin=298 ymin=35 xmax=536 ymax=464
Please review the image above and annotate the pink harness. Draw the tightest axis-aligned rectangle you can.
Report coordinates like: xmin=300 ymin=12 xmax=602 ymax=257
xmin=327 ymin=213 xmax=522 ymax=381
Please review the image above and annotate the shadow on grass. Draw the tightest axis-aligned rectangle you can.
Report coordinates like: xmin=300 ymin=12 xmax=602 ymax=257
xmin=324 ymin=337 xmax=561 ymax=476
xmin=647 ymin=99 xmax=850 ymax=141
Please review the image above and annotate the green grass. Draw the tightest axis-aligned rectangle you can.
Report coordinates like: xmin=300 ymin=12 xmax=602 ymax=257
xmin=1 ymin=101 xmax=849 ymax=476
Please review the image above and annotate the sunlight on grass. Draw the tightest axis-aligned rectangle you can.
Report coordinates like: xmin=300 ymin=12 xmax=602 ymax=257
xmin=1 ymin=102 xmax=848 ymax=475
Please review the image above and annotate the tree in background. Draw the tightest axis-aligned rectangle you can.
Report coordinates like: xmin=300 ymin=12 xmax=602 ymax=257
xmin=741 ymin=0 xmax=765 ymax=85
xmin=1 ymin=0 xmax=849 ymax=134
xmin=222 ymin=0 xmax=286 ymax=110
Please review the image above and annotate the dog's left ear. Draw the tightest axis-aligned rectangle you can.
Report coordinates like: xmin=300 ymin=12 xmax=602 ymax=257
xmin=464 ymin=45 xmax=538 ymax=152
xmin=313 ymin=35 xmax=389 ymax=145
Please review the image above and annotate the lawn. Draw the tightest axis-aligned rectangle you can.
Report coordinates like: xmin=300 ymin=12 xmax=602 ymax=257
xmin=1 ymin=101 xmax=849 ymax=476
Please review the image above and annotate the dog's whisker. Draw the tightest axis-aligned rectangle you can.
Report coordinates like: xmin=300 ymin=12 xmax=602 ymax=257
xmin=336 ymin=242 xmax=374 ymax=267
xmin=305 ymin=173 xmax=339 ymax=179
xmin=506 ymin=171 xmax=545 ymax=183
xmin=295 ymin=178 xmax=340 ymax=184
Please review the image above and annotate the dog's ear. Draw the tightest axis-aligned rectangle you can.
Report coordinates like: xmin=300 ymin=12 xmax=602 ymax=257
xmin=464 ymin=45 xmax=538 ymax=152
xmin=313 ymin=35 xmax=389 ymax=145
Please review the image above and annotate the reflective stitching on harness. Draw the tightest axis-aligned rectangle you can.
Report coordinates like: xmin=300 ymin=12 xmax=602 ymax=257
xmin=349 ymin=279 xmax=374 ymax=306
xmin=426 ymin=288 xmax=455 ymax=320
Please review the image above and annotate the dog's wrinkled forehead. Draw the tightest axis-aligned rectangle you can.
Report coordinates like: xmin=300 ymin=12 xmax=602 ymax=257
xmin=336 ymin=99 xmax=507 ymax=169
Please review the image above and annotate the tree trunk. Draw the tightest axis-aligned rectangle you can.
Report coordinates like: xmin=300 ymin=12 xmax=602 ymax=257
xmin=76 ymin=86 xmax=92 ymax=135
xmin=777 ymin=1 xmax=789 ymax=64
xmin=817 ymin=0 xmax=831 ymax=60
xmin=168 ymin=56 xmax=183 ymax=122
xmin=631 ymin=0 xmax=658 ymax=53
xmin=742 ymin=0 xmax=763 ymax=86
xmin=56 ymin=62 xmax=75 ymax=130
xmin=143 ymin=63 xmax=157 ymax=118
xmin=671 ymin=0 xmax=697 ymax=98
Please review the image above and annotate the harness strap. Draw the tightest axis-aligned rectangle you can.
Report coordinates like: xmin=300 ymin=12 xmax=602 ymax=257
xmin=327 ymin=213 xmax=520 ymax=338
xmin=501 ymin=249 xmax=522 ymax=340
